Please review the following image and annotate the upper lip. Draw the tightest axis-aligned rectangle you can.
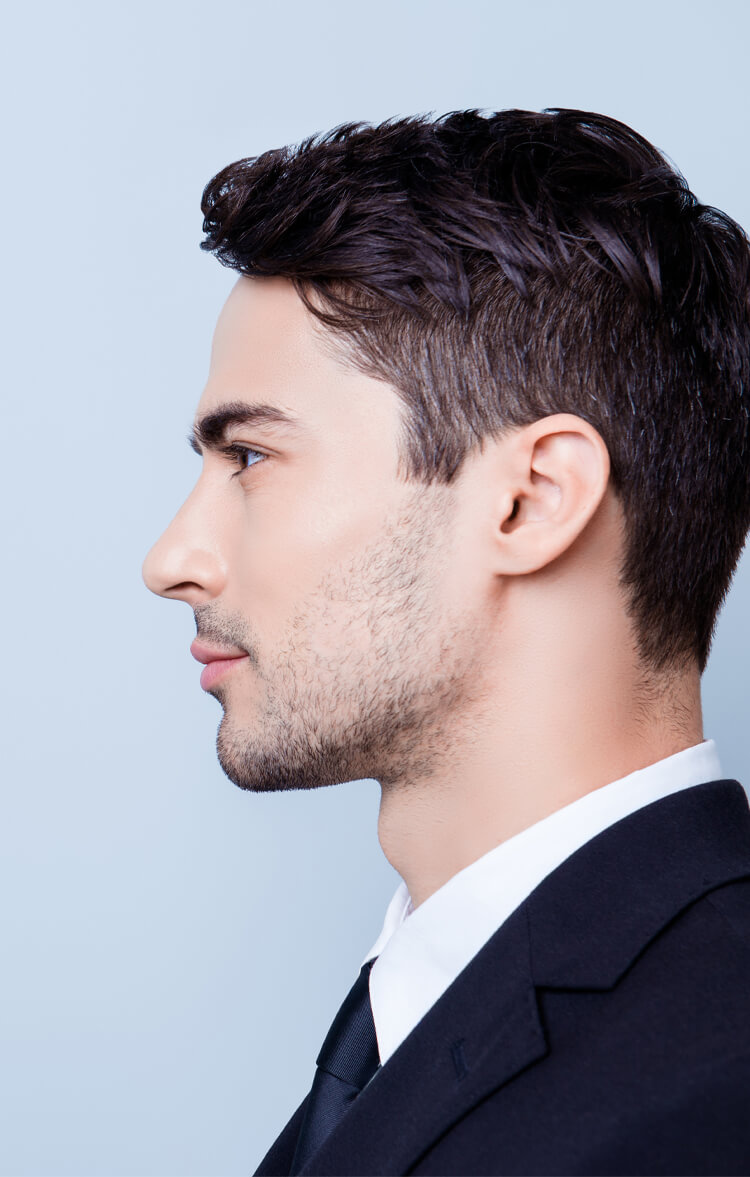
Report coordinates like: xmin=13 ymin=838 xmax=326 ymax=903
xmin=190 ymin=639 xmax=248 ymax=665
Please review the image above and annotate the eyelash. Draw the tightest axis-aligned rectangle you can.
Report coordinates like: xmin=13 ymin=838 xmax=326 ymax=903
xmin=220 ymin=443 xmax=268 ymax=478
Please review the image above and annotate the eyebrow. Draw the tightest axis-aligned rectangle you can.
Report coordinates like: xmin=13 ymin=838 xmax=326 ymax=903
xmin=187 ymin=400 xmax=305 ymax=455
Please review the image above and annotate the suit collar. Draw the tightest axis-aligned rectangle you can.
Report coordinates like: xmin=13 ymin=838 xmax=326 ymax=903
xmin=297 ymin=896 xmax=545 ymax=1175
xmin=528 ymin=778 xmax=750 ymax=988
xmin=293 ymin=778 xmax=750 ymax=1175
xmin=366 ymin=739 xmax=724 ymax=1066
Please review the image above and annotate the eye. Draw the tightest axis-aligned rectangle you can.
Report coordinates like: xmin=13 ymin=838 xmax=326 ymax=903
xmin=220 ymin=443 xmax=269 ymax=478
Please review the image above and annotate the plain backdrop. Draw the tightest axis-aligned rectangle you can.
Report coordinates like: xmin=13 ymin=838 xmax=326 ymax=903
xmin=1 ymin=2 xmax=749 ymax=1174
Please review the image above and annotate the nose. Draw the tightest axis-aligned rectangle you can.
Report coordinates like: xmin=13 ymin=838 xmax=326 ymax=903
xmin=142 ymin=487 xmax=226 ymax=607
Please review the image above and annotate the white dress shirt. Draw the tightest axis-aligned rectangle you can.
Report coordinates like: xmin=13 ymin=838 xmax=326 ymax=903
xmin=361 ymin=739 xmax=723 ymax=1066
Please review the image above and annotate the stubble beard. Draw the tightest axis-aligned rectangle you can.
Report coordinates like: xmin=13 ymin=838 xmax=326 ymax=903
xmin=211 ymin=485 xmax=493 ymax=794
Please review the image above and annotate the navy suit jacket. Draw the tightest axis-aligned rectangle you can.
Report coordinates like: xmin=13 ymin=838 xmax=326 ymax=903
xmin=255 ymin=779 xmax=750 ymax=1175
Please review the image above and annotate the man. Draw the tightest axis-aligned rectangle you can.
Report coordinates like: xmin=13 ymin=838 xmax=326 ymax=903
xmin=142 ymin=108 xmax=750 ymax=1175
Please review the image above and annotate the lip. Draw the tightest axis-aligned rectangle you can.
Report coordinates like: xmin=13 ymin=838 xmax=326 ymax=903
xmin=198 ymin=655 xmax=249 ymax=691
xmin=190 ymin=639 xmax=249 ymax=691
xmin=190 ymin=639 xmax=248 ymax=664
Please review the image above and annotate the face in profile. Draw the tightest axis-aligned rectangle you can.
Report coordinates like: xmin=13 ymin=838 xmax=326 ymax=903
xmin=142 ymin=275 xmax=501 ymax=794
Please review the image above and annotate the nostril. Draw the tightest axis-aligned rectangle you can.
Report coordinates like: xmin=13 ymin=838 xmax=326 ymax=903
xmin=165 ymin=581 xmax=204 ymax=597
xmin=141 ymin=536 xmax=225 ymax=603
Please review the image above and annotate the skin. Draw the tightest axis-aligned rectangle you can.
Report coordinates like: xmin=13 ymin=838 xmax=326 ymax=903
xmin=142 ymin=275 xmax=704 ymax=909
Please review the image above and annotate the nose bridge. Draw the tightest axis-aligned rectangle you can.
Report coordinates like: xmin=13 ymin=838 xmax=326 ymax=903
xmin=142 ymin=476 xmax=226 ymax=602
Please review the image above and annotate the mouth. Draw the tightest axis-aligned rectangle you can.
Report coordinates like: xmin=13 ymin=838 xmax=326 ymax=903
xmin=198 ymin=654 xmax=249 ymax=691
xmin=190 ymin=639 xmax=249 ymax=691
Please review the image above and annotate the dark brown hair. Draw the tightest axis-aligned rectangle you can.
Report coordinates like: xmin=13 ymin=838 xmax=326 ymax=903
xmin=200 ymin=108 xmax=750 ymax=675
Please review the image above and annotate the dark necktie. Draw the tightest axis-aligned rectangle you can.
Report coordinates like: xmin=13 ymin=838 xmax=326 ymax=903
xmin=289 ymin=959 xmax=380 ymax=1175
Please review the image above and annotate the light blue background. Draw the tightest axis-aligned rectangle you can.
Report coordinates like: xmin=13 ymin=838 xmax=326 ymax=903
xmin=2 ymin=2 xmax=749 ymax=1174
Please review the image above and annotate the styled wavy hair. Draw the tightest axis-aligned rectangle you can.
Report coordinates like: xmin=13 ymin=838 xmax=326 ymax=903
xmin=200 ymin=108 xmax=750 ymax=676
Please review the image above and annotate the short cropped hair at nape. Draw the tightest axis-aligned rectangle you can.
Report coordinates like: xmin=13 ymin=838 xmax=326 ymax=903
xmin=200 ymin=108 xmax=750 ymax=677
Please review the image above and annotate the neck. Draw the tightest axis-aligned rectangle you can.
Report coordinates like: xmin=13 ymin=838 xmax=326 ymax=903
xmin=377 ymin=662 xmax=703 ymax=911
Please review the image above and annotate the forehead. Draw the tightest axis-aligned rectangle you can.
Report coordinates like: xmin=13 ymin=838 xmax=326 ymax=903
xmin=197 ymin=276 xmax=322 ymax=413
xmin=194 ymin=275 xmax=404 ymax=445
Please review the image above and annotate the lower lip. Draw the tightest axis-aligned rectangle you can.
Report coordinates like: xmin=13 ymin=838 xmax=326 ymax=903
xmin=200 ymin=656 xmax=249 ymax=690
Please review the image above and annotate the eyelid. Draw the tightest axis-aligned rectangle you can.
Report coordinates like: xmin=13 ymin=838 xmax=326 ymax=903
xmin=219 ymin=442 xmax=269 ymax=477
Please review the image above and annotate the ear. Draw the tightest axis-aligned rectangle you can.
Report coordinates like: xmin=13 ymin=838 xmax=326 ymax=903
xmin=492 ymin=414 xmax=611 ymax=575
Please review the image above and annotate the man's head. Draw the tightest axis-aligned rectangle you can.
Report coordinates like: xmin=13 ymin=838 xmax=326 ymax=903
xmin=142 ymin=108 xmax=750 ymax=796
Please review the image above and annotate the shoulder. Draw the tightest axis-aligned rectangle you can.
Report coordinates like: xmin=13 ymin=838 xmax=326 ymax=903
xmin=704 ymin=874 xmax=750 ymax=945
xmin=579 ymin=875 xmax=750 ymax=1060
xmin=576 ymin=1051 xmax=750 ymax=1175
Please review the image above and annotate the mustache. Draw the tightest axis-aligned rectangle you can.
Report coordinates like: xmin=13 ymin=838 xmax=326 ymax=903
xmin=193 ymin=606 xmax=250 ymax=654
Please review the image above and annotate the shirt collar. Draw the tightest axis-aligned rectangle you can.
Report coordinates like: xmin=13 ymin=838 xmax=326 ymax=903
xmin=361 ymin=738 xmax=723 ymax=1064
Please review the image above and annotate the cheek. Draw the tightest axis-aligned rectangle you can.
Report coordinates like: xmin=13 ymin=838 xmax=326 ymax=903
xmin=232 ymin=476 xmax=382 ymax=617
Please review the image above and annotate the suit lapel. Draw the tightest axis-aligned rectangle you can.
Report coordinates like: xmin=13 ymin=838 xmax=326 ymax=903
xmin=297 ymin=898 xmax=547 ymax=1175
xmin=286 ymin=778 xmax=750 ymax=1176
xmin=254 ymin=1093 xmax=309 ymax=1176
xmin=528 ymin=778 xmax=750 ymax=989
